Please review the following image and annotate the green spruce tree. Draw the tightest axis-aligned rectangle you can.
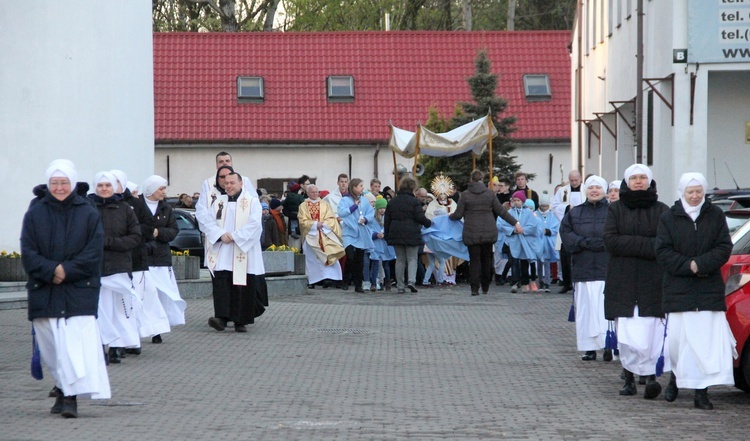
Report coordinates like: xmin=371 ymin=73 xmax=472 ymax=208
xmin=420 ymin=49 xmax=521 ymax=190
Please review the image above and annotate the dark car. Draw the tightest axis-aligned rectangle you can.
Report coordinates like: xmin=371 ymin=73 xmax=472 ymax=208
xmin=170 ymin=208 xmax=204 ymax=266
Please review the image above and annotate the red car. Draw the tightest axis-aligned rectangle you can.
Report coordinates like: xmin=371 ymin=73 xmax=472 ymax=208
xmin=723 ymin=220 xmax=750 ymax=392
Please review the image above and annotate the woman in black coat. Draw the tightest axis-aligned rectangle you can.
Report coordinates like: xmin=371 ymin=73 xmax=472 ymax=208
xmin=603 ymin=164 xmax=669 ymax=398
xmin=88 ymin=172 xmax=141 ymax=363
xmin=655 ymin=172 xmax=735 ymax=410
xmin=384 ymin=176 xmax=432 ymax=293
xmin=141 ymin=175 xmax=185 ymax=343
xmin=21 ymin=160 xmax=110 ymax=418
xmin=560 ymin=175 xmax=609 ymax=362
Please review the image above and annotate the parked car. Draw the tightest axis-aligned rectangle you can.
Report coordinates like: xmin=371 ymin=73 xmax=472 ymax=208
xmin=170 ymin=208 xmax=204 ymax=266
xmin=722 ymin=220 xmax=750 ymax=392
xmin=725 ymin=209 xmax=750 ymax=236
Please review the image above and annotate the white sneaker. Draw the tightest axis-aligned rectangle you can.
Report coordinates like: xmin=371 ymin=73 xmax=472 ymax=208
xmin=362 ymin=282 xmax=371 ymax=291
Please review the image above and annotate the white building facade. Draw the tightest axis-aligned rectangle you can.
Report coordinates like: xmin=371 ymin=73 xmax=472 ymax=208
xmin=572 ymin=0 xmax=750 ymax=199
xmin=0 ymin=1 xmax=155 ymax=253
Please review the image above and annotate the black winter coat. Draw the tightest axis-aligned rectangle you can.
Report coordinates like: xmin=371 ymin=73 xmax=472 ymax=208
xmin=21 ymin=190 xmax=104 ymax=320
xmin=449 ymin=181 xmax=517 ymax=245
xmin=88 ymin=194 xmax=141 ymax=277
xmin=560 ymin=199 xmax=609 ymax=282
xmin=603 ymin=183 xmax=669 ymax=319
xmin=384 ymin=191 xmax=432 ymax=246
xmin=141 ymin=197 xmax=179 ymax=267
xmin=655 ymin=199 xmax=732 ymax=313
xmin=122 ymin=189 xmax=152 ymax=272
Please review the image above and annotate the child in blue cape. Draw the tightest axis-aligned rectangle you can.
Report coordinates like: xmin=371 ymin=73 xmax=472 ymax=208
xmin=535 ymin=194 xmax=560 ymax=292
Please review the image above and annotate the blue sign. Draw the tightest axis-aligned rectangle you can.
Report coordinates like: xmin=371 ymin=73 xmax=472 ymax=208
xmin=688 ymin=0 xmax=750 ymax=63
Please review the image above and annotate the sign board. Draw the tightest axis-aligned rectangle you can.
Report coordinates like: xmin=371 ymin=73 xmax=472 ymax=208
xmin=688 ymin=0 xmax=750 ymax=63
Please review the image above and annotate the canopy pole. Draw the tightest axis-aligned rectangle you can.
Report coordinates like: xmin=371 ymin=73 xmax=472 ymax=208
xmin=472 ymin=154 xmax=476 ymax=170
xmin=392 ymin=150 xmax=399 ymax=189
xmin=487 ymin=115 xmax=493 ymax=181
xmin=413 ymin=125 xmax=421 ymax=175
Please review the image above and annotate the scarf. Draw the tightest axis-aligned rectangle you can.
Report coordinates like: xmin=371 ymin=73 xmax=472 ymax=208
xmin=618 ymin=180 xmax=658 ymax=209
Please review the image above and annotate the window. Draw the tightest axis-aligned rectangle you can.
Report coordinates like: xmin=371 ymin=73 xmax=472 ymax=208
xmin=523 ymin=74 xmax=551 ymax=100
xmin=237 ymin=76 xmax=264 ymax=102
xmin=327 ymin=76 xmax=354 ymax=101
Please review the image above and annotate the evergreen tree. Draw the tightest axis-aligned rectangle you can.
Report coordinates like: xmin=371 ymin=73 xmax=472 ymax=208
xmin=420 ymin=50 xmax=521 ymax=191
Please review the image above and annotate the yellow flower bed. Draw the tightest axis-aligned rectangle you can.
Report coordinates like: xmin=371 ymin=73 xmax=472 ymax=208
xmin=265 ymin=244 xmax=300 ymax=254
xmin=0 ymin=251 xmax=21 ymax=258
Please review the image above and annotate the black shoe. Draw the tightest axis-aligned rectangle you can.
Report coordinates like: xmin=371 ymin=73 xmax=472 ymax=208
xmin=471 ymin=291 xmax=480 ymax=296
xmin=665 ymin=372 xmax=679 ymax=402
xmin=559 ymin=286 xmax=571 ymax=294
xmin=49 ymin=386 xmax=61 ymax=398
xmin=340 ymin=284 xmax=349 ymax=291
xmin=644 ymin=375 xmax=662 ymax=399
xmin=694 ymin=388 xmax=713 ymax=410
xmin=407 ymin=284 xmax=418 ymax=293
xmin=208 ymin=317 xmax=226 ymax=331
xmin=152 ymin=334 xmax=163 ymax=344
xmin=494 ymin=275 xmax=502 ymax=286
xmin=124 ymin=347 xmax=142 ymax=355
xmin=108 ymin=347 xmax=121 ymax=364
xmin=619 ymin=370 xmax=637 ymax=396
xmin=603 ymin=349 xmax=613 ymax=362
xmin=61 ymin=396 xmax=78 ymax=418
xmin=50 ymin=388 xmax=63 ymax=414
xmin=355 ymin=286 xmax=365 ymax=293
xmin=308 ymin=284 xmax=315 ymax=289
xmin=581 ymin=351 xmax=596 ymax=361
xmin=235 ymin=324 xmax=248 ymax=333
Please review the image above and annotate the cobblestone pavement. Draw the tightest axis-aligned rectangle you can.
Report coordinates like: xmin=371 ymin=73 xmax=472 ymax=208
xmin=2 ymin=283 xmax=749 ymax=440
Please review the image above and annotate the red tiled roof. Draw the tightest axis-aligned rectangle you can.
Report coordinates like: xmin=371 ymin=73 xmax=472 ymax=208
xmin=154 ymin=31 xmax=571 ymax=144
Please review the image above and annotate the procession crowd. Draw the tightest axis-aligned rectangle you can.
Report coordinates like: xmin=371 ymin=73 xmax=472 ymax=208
xmin=21 ymin=150 xmax=736 ymax=419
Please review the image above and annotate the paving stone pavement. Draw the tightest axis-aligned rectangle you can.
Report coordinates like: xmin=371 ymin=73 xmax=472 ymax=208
xmin=2 ymin=283 xmax=750 ymax=440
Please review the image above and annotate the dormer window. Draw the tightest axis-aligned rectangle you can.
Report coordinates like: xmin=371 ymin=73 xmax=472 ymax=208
xmin=327 ymin=76 xmax=354 ymax=102
xmin=237 ymin=76 xmax=264 ymax=102
xmin=523 ymin=74 xmax=551 ymax=101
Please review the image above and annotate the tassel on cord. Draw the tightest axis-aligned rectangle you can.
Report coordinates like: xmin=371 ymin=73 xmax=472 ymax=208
xmin=605 ymin=321 xmax=614 ymax=350
xmin=612 ymin=328 xmax=619 ymax=356
xmin=567 ymin=301 xmax=575 ymax=322
xmin=31 ymin=325 xmax=43 ymax=380
xmin=655 ymin=315 xmax=668 ymax=377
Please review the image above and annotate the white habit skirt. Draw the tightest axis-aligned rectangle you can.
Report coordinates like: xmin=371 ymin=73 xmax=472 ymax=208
xmin=33 ymin=316 xmax=111 ymax=399
xmin=147 ymin=266 xmax=186 ymax=326
xmin=667 ymin=310 xmax=737 ymax=390
xmin=133 ymin=271 xmax=171 ymax=338
xmin=574 ymin=281 xmax=607 ymax=351
xmin=303 ymin=240 xmax=342 ymax=284
xmin=97 ymin=273 xmax=142 ymax=348
xmin=617 ymin=305 xmax=670 ymax=376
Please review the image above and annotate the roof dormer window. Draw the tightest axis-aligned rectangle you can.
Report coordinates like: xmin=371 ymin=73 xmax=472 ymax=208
xmin=327 ymin=76 xmax=354 ymax=102
xmin=237 ymin=76 xmax=264 ymax=102
xmin=523 ymin=74 xmax=551 ymax=101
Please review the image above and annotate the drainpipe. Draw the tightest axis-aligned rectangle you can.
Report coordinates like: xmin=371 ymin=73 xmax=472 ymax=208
xmin=576 ymin=0 xmax=583 ymax=173
xmin=635 ymin=0 xmax=644 ymax=163
xmin=374 ymin=144 xmax=380 ymax=178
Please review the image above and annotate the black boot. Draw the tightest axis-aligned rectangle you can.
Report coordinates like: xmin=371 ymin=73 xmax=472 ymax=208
xmin=61 ymin=395 xmax=78 ymax=418
xmin=694 ymin=388 xmax=714 ymax=410
xmin=619 ymin=370 xmax=637 ymax=396
xmin=108 ymin=347 xmax=121 ymax=364
xmin=603 ymin=349 xmax=613 ymax=362
xmin=50 ymin=388 xmax=63 ymax=414
xmin=665 ymin=372 xmax=679 ymax=402
xmin=644 ymin=375 xmax=662 ymax=399
xmin=581 ymin=351 xmax=596 ymax=361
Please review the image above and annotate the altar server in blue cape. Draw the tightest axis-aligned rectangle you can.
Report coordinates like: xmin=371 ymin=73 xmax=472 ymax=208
xmin=536 ymin=194 xmax=559 ymax=292
xmin=500 ymin=191 xmax=541 ymax=292
xmin=422 ymin=208 xmax=470 ymax=262
xmin=338 ymin=178 xmax=375 ymax=292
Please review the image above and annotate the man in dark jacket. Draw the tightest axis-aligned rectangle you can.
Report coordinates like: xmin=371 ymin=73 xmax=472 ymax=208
xmin=384 ymin=177 xmax=432 ymax=293
xmin=449 ymin=170 xmax=521 ymax=296
xmin=603 ymin=164 xmax=669 ymax=398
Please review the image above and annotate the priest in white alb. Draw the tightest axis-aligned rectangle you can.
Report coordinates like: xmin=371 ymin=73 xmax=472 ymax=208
xmin=298 ymin=184 xmax=345 ymax=287
xmin=198 ymin=171 xmax=267 ymax=333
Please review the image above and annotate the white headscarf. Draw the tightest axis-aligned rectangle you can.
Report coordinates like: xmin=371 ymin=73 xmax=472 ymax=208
xmin=45 ymin=159 xmax=78 ymax=187
xmin=142 ymin=175 xmax=168 ymax=198
xmin=609 ymin=180 xmax=622 ymax=191
xmin=93 ymin=171 xmax=117 ymax=195
xmin=126 ymin=181 xmax=138 ymax=193
xmin=110 ymin=169 xmax=128 ymax=193
xmin=584 ymin=175 xmax=607 ymax=190
xmin=623 ymin=163 xmax=653 ymax=185
xmin=678 ymin=172 xmax=708 ymax=221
